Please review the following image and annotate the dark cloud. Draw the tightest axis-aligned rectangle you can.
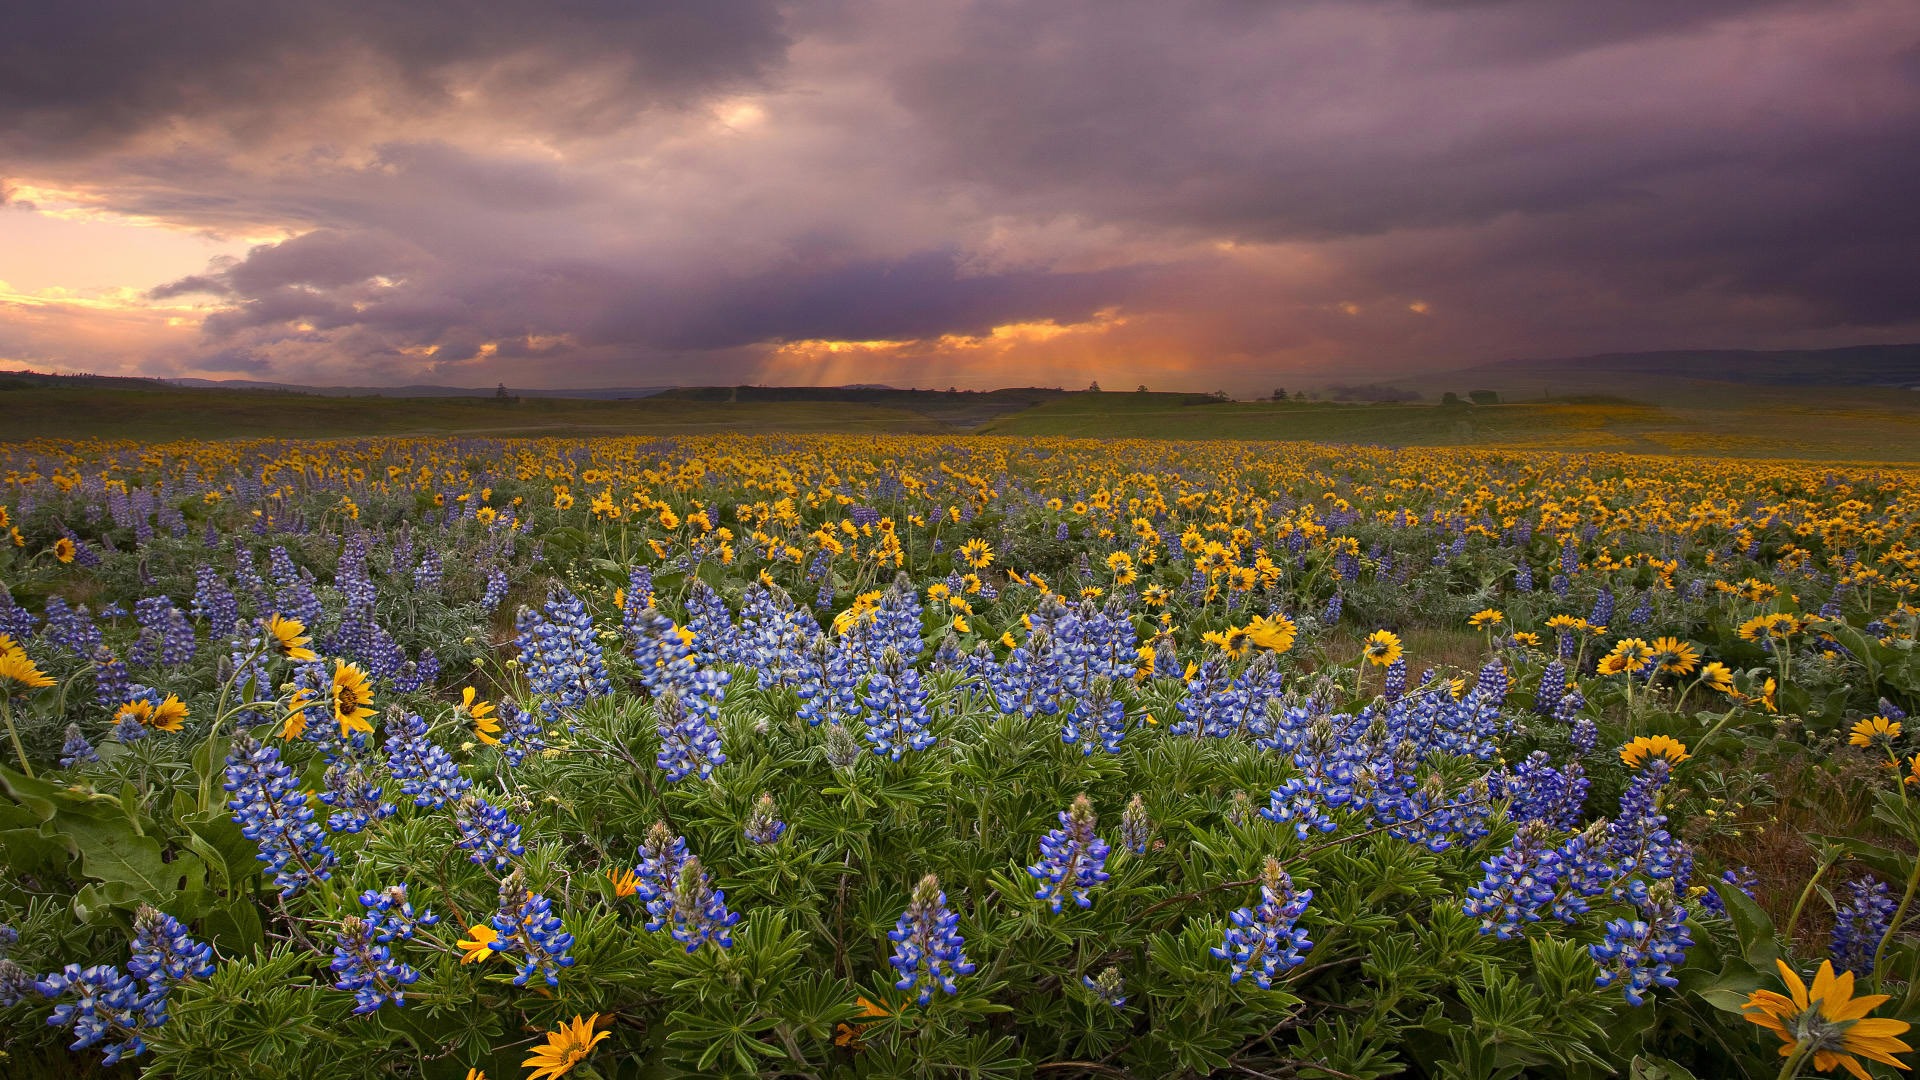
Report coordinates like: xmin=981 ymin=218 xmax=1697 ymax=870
xmin=4 ymin=0 xmax=1918 ymax=390
xmin=0 ymin=0 xmax=788 ymax=156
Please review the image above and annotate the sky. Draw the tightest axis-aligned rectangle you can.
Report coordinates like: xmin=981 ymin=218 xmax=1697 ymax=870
xmin=3 ymin=0 xmax=1918 ymax=394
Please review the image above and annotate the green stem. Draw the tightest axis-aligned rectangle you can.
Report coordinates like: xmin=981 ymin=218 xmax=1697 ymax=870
xmin=1871 ymin=846 xmax=1920 ymax=986
xmin=1773 ymin=1043 xmax=1809 ymax=1080
xmin=1782 ymin=856 xmax=1835 ymax=946
xmin=1691 ymin=705 xmax=1743 ymax=758
xmin=2 ymin=696 xmax=31 ymax=778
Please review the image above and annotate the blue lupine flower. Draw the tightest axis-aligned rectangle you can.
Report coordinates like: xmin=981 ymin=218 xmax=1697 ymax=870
xmin=1590 ymin=882 xmax=1693 ymax=1006
xmin=319 ymin=764 xmax=395 ymax=834
xmin=1120 ymin=794 xmax=1153 ymax=855
xmin=1588 ymin=587 xmax=1615 ymax=629
xmin=1503 ymin=751 xmax=1588 ymax=830
xmin=330 ymin=916 xmax=420 ymax=1014
xmin=1212 ymin=857 xmax=1314 ymax=989
xmin=41 ymin=598 xmax=103 ymax=658
xmin=1029 ymin=795 xmax=1112 ymax=912
xmin=1383 ymin=658 xmax=1407 ymax=702
xmin=1547 ymin=822 xmax=1614 ymax=922
xmin=1322 ymin=592 xmax=1343 ymax=624
xmin=635 ymin=822 xmax=690 ymax=933
xmin=515 ymin=587 xmax=613 ymax=721
xmin=454 ymin=795 xmax=526 ymax=872
xmin=481 ymin=567 xmax=511 ymax=612
xmin=664 ymin=857 xmax=741 ymax=953
xmin=223 ymin=734 xmax=337 ymax=897
xmin=1700 ymin=866 xmax=1758 ymax=916
xmin=1832 ymin=877 xmax=1897 ymax=976
xmin=412 ymin=547 xmax=443 ymax=592
xmin=127 ymin=906 xmax=215 ymax=992
xmin=745 ymin=793 xmax=787 ymax=845
xmin=655 ymin=690 xmax=726 ymax=783
xmin=191 ymin=566 xmax=239 ymax=638
xmin=489 ymin=871 xmax=575 ymax=987
xmin=1262 ymin=776 xmax=1338 ymax=840
xmin=1463 ymin=823 xmax=1560 ymax=939
xmin=1083 ymin=966 xmax=1127 ymax=1007
xmin=863 ymin=648 xmax=935 ymax=760
xmin=60 ymin=724 xmax=99 ymax=768
xmin=1533 ymin=660 xmax=1567 ymax=715
xmin=889 ymin=874 xmax=975 ymax=1005
xmin=492 ymin=696 xmax=547 ymax=766
xmin=383 ymin=711 xmax=471 ymax=809
xmin=129 ymin=597 xmax=196 ymax=668
xmin=1061 ymin=680 xmax=1125 ymax=755
xmin=35 ymin=963 xmax=152 ymax=1065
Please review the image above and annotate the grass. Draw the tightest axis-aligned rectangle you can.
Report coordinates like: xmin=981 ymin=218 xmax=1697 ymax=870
xmin=4 ymin=381 xmax=1916 ymax=461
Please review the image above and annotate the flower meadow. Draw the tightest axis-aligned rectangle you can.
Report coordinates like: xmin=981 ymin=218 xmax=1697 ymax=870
xmin=1 ymin=434 xmax=1919 ymax=1079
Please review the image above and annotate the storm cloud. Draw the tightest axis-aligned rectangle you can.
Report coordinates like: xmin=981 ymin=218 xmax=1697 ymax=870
xmin=2 ymin=0 xmax=1917 ymax=389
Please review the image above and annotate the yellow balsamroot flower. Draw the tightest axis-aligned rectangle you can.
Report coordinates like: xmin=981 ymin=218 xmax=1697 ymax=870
xmin=1468 ymin=609 xmax=1504 ymax=629
xmin=1362 ymin=630 xmax=1403 ymax=668
xmin=0 ymin=648 xmax=56 ymax=694
xmin=958 ymin=538 xmax=994 ymax=569
xmin=456 ymin=924 xmax=500 ymax=964
xmin=330 ymin=660 xmax=377 ymax=737
xmin=1510 ymin=631 xmax=1542 ymax=648
xmin=150 ymin=694 xmax=189 ymax=733
xmin=1700 ymin=661 xmax=1736 ymax=694
xmin=1000 ymin=631 xmax=1018 ymax=648
xmin=465 ymin=1070 xmax=486 ymax=1080
xmin=1246 ymin=614 xmax=1297 ymax=654
xmin=1850 ymin=716 xmax=1902 ymax=750
xmin=1649 ymin=637 xmax=1699 ymax=675
xmin=1140 ymin=584 xmax=1170 ymax=608
xmin=1600 ymin=638 xmax=1655 ymax=677
xmin=115 ymin=698 xmax=154 ymax=729
xmin=462 ymin=687 xmax=501 ymax=744
xmin=52 ymin=537 xmax=77 ymax=563
xmin=523 ymin=1014 xmax=611 ymax=1080
xmin=1621 ymin=735 xmax=1690 ymax=769
xmin=607 ymin=867 xmax=640 ymax=897
xmin=1203 ymin=625 xmax=1252 ymax=660
xmin=264 ymin=614 xmax=318 ymax=662
xmin=952 ymin=616 xmax=971 ymax=634
xmin=1744 ymin=959 xmax=1912 ymax=1079
xmin=279 ymin=688 xmax=317 ymax=740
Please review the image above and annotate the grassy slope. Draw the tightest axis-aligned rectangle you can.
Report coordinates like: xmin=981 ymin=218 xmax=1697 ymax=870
xmin=979 ymin=391 xmax=1920 ymax=460
xmin=0 ymin=387 xmax=956 ymax=441
xmin=4 ymin=382 xmax=1915 ymax=460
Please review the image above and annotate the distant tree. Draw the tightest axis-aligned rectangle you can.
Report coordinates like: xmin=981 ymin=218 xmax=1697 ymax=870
xmin=1468 ymin=389 xmax=1500 ymax=405
xmin=1272 ymin=387 xmax=1286 ymax=401
xmin=1209 ymin=389 xmax=1230 ymax=401
xmin=1088 ymin=380 xmax=1102 ymax=392
xmin=1293 ymin=390 xmax=1307 ymax=401
xmin=495 ymin=382 xmax=509 ymax=400
xmin=1441 ymin=391 xmax=1464 ymax=406
xmin=1137 ymin=384 xmax=1149 ymax=393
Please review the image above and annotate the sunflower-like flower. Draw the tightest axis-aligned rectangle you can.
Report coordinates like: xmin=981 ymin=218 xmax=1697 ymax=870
xmin=1599 ymin=637 xmax=1656 ymax=677
xmin=1203 ymin=626 xmax=1252 ymax=660
xmin=461 ymin=687 xmax=501 ymax=745
xmin=456 ymin=924 xmax=499 ymax=964
xmin=523 ymin=1013 xmax=610 ymax=1080
xmin=1701 ymin=661 xmax=1737 ymax=695
xmin=1246 ymin=614 xmax=1297 ymax=654
xmin=1650 ymin=637 xmax=1699 ymax=675
xmin=1850 ymin=716 xmax=1902 ymax=751
xmin=958 ymin=538 xmax=994 ymax=569
xmin=1621 ymin=735 xmax=1690 ymax=769
xmin=52 ymin=537 xmax=76 ymax=564
xmin=0 ymin=648 xmax=56 ymax=695
xmin=1362 ymin=630 xmax=1403 ymax=668
xmin=1468 ymin=609 xmax=1504 ymax=629
xmin=1744 ymin=958 xmax=1911 ymax=1079
xmin=330 ymin=660 xmax=377 ymax=737
xmin=149 ymin=694 xmax=189 ymax=733
xmin=264 ymin=615 xmax=318 ymax=662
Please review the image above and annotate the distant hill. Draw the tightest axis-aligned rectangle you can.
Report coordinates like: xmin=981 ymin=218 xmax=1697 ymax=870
xmin=1454 ymin=344 xmax=1920 ymax=389
xmin=163 ymin=377 xmax=671 ymax=400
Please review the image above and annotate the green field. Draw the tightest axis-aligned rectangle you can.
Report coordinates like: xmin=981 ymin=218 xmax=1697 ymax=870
xmin=4 ymin=379 xmax=1917 ymax=459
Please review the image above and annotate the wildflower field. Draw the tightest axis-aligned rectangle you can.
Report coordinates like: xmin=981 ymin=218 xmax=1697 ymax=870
xmin=2 ymin=433 xmax=1919 ymax=1079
